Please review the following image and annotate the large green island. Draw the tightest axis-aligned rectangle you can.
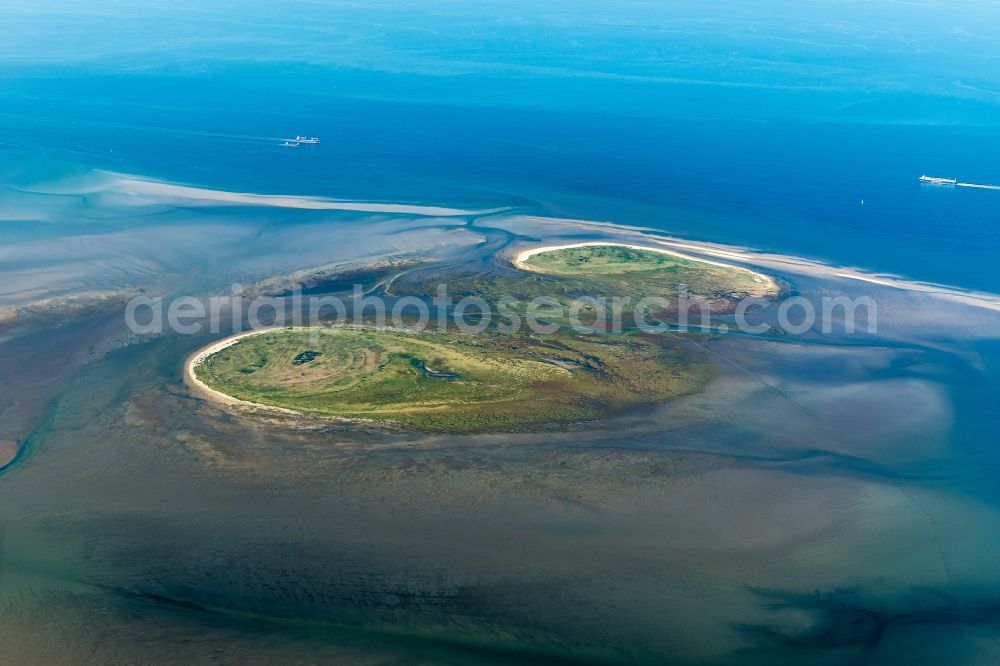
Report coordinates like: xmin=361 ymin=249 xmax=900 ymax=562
xmin=191 ymin=327 xmax=709 ymax=432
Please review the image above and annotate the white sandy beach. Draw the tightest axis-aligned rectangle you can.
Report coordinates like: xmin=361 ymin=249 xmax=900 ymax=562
xmin=185 ymin=327 xmax=413 ymax=424
xmin=184 ymin=328 xmax=303 ymax=415
xmin=497 ymin=217 xmax=1000 ymax=314
xmin=513 ymin=241 xmax=780 ymax=292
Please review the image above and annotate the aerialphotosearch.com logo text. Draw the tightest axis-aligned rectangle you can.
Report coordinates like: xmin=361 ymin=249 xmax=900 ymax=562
xmin=124 ymin=284 xmax=877 ymax=337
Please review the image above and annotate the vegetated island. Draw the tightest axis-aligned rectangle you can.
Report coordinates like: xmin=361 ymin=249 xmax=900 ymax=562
xmin=391 ymin=241 xmax=781 ymax=320
xmin=188 ymin=327 xmax=709 ymax=432
xmin=515 ymin=242 xmax=778 ymax=304
xmin=187 ymin=242 xmax=779 ymax=432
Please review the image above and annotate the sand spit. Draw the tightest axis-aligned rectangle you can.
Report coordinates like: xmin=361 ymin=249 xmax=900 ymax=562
xmin=496 ymin=216 xmax=1000 ymax=314
xmin=104 ymin=174 xmax=507 ymax=217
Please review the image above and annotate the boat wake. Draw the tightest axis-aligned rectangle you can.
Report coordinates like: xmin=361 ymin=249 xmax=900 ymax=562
xmin=0 ymin=111 xmax=301 ymax=148
xmin=920 ymin=175 xmax=1000 ymax=191
xmin=955 ymin=182 xmax=1000 ymax=191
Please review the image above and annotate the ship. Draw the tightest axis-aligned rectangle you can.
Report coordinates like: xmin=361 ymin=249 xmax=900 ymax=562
xmin=919 ymin=175 xmax=957 ymax=185
xmin=294 ymin=135 xmax=320 ymax=144
xmin=282 ymin=140 xmax=300 ymax=148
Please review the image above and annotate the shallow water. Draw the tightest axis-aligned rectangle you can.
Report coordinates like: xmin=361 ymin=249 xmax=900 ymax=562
xmin=1 ymin=192 xmax=999 ymax=662
xmin=3 ymin=1 xmax=1000 ymax=663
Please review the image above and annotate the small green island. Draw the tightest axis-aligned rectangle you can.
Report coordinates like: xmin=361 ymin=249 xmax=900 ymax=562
xmin=518 ymin=243 xmax=780 ymax=309
xmin=189 ymin=243 xmax=778 ymax=432
xmin=392 ymin=242 xmax=779 ymax=318
xmin=192 ymin=328 xmax=708 ymax=432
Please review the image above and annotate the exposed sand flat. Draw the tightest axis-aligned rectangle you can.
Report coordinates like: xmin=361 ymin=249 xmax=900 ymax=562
xmin=496 ymin=217 xmax=1000 ymax=314
xmin=104 ymin=174 xmax=506 ymax=217
xmin=638 ymin=236 xmax=1000 ymax=312
xmin=513 ymin=241 xmax=780 ymax=293
xmin=0 ymin=440 xmax=18 ymax=469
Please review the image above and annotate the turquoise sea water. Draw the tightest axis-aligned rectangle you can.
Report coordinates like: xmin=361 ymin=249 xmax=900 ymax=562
xmin=2 ymin=0 xmax=1000 ymax=290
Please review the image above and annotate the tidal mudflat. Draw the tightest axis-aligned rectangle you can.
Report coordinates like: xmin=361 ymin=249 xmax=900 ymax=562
xmin=2 ymin=160 xmax=1000 ymax=664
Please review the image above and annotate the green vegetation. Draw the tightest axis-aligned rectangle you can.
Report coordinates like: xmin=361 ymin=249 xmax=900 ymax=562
xmin=195 ymin=328 xmax=710 ymax=432
xmin=195 ymin=244 xmax=778 ymax=432
xmin=522 ymin=245 xmax=778 ymax=308
xmin=525 ymin=244 xmax=692 ymax=275
xmin=393 ymin=244 xmax=779 ymax=319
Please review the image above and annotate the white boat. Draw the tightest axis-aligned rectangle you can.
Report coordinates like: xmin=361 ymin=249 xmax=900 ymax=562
xmin=919 ymin=175 xmax=957 ymax=185
xmin=283 ymin=140 xmax=300 ymax=148
xmin=295 ymin=135 xmax=320 ymax=144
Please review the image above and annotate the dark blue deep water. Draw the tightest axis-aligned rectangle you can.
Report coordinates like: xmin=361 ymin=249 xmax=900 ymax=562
xmin=2 ymin=0 xmax=1000 ymax=291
